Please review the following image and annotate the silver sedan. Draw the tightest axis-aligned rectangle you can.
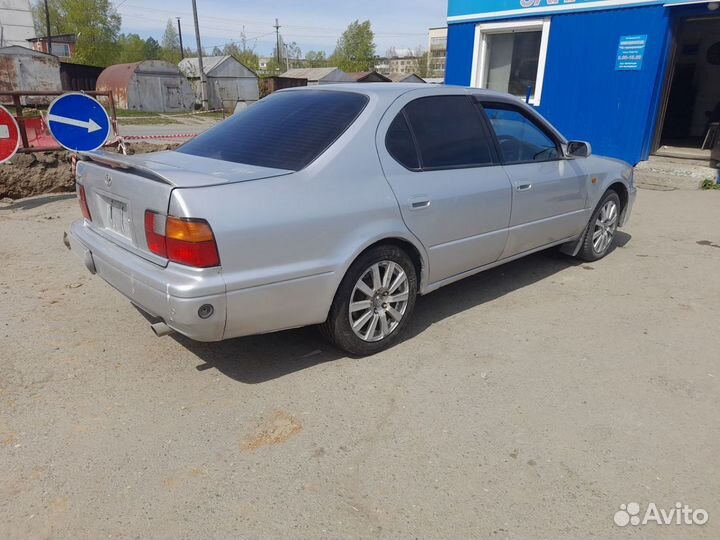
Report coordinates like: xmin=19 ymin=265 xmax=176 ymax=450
xmin=68 ymin=84 xmax=636 ymax=356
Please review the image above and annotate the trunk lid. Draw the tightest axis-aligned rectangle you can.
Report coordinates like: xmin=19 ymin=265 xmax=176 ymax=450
xmin=76 ymin=151 xmax=292 ymax=266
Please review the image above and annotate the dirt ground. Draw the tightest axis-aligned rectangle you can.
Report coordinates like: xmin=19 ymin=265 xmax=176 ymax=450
xmin=0 ymin=189 xmax=719 ymax=539
xmin=0 ymin=143 xmax=179 ymax=200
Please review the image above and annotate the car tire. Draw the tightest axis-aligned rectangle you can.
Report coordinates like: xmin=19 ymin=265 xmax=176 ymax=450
xmin=321 ymin=244 xmax=418 ymax=356
xmin=577 ymin=190 xmax=621 ymax=262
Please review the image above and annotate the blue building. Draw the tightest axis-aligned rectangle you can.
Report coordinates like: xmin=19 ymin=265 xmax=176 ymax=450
xmin=445 ymin=0 xmax=720 ymax=165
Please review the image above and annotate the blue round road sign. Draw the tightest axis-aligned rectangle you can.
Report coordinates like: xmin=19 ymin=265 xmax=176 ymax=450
xmin=47 ymin=93 xmax=111 ymax=152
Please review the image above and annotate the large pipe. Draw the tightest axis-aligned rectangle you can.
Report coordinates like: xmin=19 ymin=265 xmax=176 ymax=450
xmin=150 ymin=321 xmax=173 ymax=337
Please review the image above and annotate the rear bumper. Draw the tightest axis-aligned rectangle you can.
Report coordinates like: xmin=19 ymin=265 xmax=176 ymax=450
xmin=68 ymin=220 xmax=226 ymax=341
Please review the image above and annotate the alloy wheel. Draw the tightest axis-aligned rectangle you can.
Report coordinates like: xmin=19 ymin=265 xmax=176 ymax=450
xmin=592 ymin=200 xmax=618 ymax=254
xmin=349 ymin=261 xmax=410 ymax=342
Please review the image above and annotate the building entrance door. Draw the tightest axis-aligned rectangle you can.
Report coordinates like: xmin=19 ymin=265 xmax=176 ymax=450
xmin=655 ymin=16 xmax=720 ymax=164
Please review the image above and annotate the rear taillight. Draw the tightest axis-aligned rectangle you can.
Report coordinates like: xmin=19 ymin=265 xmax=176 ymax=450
xmin=144 ymin=210 xmax=220 ymax=268
xmin=144 ymin=210 xmax=167 ymax=257
xmin=78 ymin=184 xmax=92 ymax=221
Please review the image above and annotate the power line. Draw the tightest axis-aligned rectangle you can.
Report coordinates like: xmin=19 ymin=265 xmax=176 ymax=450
xmin=115 ymin=3 xmax=428 ymax=38
xmin=116 ymin=3 xmax=275 ymax=27
xmin=111 ymin=2 xmax=429 ymax=59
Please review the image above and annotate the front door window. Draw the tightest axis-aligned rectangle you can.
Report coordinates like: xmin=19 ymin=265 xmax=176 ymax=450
xmin=482 ymin=103 xmax=561 ymax=164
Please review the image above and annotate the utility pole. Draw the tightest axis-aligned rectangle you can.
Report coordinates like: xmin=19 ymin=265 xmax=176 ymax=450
xmin=274 ymin=18 xmax=281 ymax=68
xmin=176 ymin=17 xmax=184 ymax=59
xmin=43 ymin=0 xmax=52 ymax=55
xmin=191 ymin=0 xmax=208 ymax=110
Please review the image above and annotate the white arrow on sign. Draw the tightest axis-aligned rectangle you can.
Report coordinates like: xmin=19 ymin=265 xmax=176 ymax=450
xmin=48 ymin=114 xmax=102 ymax=133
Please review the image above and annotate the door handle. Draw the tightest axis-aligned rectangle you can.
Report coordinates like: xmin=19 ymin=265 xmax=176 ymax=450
xmin=516 ymin=183 xmax=533 ymax=192
xmin=409 ymin=197 xmax=431 ymax=210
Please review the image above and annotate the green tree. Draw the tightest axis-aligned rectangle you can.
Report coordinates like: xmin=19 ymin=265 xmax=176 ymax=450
xmin=160 ymin=18 xmax=181 ymax=64
xmin=305 ymin=50 xmax=328 ymax=68
xmin=284 ymin=41 xmax=302 ymax=68
xmin=331 ymin=20 xmax=375 ymax=72
xmin=117 ymin=33 xmax=147 ymax=63
xmin=412 ymin=47 xmax=430 ymax=78
xmin=260 ymin=36 xmax=301 ymax=73
xmin=31 ymin=0 xmax=62 ymax=35
xmin=32 ymin=0 xmax=121 ymax=66
xmin=264 ymin=57 xmax=282 ymax=74
xmin=144 ymin=37 xmax=161 ymax=59
xmin=266 ymin=40 xmax=301 ymax=72
xmin=235 ymin=29 xmax=260 ymax=71
xmin=221 ymin=42 xmax=259 ymax=72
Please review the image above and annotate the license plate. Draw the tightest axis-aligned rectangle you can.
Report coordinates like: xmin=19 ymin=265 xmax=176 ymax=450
xmin=107 ymin=199 xmax=129 ymax=237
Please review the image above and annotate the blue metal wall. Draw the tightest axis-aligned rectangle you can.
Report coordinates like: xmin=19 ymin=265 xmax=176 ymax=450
xmin=446 ymin=5 xmax=674 ymax=165
xmin=446 ymin=23 xmax=476 ymax=87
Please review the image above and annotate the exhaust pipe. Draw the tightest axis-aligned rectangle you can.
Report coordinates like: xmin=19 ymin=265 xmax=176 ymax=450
xmin=150 ymin=321 xmax=173 ymax=337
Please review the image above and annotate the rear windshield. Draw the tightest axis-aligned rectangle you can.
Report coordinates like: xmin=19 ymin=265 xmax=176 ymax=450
xmin=176 ymin=90 xmax=369 ymax=171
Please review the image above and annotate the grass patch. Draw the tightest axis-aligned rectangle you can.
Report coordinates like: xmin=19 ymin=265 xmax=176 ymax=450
xmin=701 ymin=179 xmax=720 ymax=190
xmin=112 ymin=109 xmax=225 ymax=124
xmin=186 ymin=111 xmax=226 ymax=120
xmin=113 ymin=109 xmax=161 ymax=118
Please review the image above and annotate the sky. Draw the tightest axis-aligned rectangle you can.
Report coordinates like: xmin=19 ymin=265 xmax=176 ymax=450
xmin=113 ymin=0 xmax=448 ymax=58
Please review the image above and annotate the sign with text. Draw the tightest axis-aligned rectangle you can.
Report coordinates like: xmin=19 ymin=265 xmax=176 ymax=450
xmin=448 ymin=0 xmax=702 ymax=22
xmin=616 ymin=34 xmax=648 ymax=70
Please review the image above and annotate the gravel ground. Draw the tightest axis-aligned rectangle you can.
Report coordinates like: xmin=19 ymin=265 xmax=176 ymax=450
xmin=0 ymin=189 xmax=718 ymax=540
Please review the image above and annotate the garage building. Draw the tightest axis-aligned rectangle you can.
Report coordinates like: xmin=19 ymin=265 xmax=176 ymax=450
xmin=281 ymin=67 xmax=354 ymax=85
xmin=0 ymin=46 xmax=61 ymax=105
xmin=179 ymin=56 xmax=259 ymax=111
xmin=96 ymin=60 xmax=193 ymax=112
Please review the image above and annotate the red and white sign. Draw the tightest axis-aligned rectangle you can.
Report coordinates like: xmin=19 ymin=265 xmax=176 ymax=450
xmin=0 ymin=105 xmax=21 ymax=164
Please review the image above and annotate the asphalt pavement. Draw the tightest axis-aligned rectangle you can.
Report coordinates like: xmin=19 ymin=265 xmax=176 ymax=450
xmin=1 ymin=189 xmax=718 ymax=539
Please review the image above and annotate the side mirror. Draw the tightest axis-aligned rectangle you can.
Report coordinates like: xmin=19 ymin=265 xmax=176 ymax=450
xmin=566 ymin=141 xmax=592 ymax=158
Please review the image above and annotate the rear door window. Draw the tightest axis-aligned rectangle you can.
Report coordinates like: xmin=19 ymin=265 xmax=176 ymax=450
xmin=402 ymin=95 xmax=495 ymax=170
xmin=176 ymin=90 xmax=368 ymax=171
xmin=385 ymin=113 xmax=420 ymax=170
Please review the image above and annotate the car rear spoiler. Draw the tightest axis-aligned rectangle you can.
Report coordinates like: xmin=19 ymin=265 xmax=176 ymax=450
xmin=77 ymin=151 xmax=173 ymax=185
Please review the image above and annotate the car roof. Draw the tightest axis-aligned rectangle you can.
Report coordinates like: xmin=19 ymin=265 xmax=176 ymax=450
xmin=277 ymin=83 xmax=568 ymax=144
xmin=281 ymin=82 xmax=518 ymax=102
